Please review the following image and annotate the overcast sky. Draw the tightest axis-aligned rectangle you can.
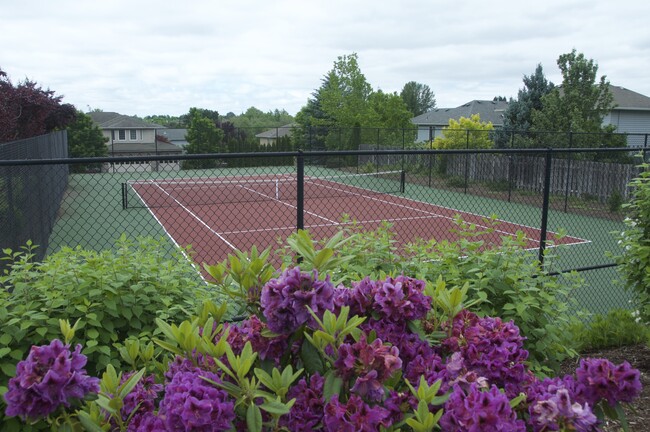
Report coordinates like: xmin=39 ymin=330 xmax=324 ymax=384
xmin=2 ymin=0 xmax=649 ymax=118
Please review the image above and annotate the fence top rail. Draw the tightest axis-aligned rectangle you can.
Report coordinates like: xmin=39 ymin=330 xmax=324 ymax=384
xmin=0 ymin=146 xmax=643 ymax=167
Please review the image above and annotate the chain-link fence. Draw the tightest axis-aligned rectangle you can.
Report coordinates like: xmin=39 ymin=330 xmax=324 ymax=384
xmin=1 ymin=135 xmax=646 ymax=315
xmin=0 ymin=131 xmax=68 ymax=270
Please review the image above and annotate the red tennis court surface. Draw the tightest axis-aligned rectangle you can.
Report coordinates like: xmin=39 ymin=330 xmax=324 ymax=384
xmin=128 ymin=174 xmax=587 ymax=271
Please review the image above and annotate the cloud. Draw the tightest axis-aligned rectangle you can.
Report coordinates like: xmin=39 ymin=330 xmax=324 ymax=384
xmin=1 ymin=0 xmax=649 ymax=116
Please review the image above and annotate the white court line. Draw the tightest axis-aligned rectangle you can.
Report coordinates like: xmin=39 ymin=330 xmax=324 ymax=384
xmin=301 ymin=180 xmax=590 ymax=246
xmin=128 ymin=184 xmax=208 ymax=282
xmin=152 ymin=183 xmax=239 ymax=251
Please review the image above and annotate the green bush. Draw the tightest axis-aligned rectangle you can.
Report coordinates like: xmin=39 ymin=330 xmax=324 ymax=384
xmin=0 ymin=236 xmax=217 ymax=387
xmin=279 ymin=216 xmax=585 ymax=374
xmin=607 ymin=190 xmax=624 ymax=213
xmin=570 ymin=308 xmax=650 ymax=351
xmin=615 ymin=162 xmax=650 ymax=321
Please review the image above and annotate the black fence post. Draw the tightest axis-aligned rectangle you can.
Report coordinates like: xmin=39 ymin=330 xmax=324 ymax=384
xmin=539 ymin=148 xmax=553 ymax=265
xmin=296 ymin=150 xmax=304 ymax=231
xmin=563 ymin=152 xmax=573 ymax=212
xmin=464 ymin=130 xmax=470 ymax=194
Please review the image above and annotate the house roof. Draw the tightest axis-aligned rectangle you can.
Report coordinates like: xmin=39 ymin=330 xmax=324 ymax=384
xmin=88 ymin=112 xmax=162 ymax=129
xmin=411 ymin=100 xmax=508 ymax=127
xmin=108 ymin=141 xmax=182 ymax=154
xmin=609 ymin=85 xmax=650 ymax=111
xmin=255 ymin=124 xmax=295 ymax=139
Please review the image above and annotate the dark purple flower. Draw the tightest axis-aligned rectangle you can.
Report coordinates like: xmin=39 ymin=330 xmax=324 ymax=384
xmin=261 ymin=267 xmax=336 ymax=334
xmin=575 ymin=358 xmax=642 ymax=407
xmin=323 ymin=394 xmax=391 ymax=431
xmin=334 ymin=336 xmax=402 ymax=402
xmin=440 ymin=383 xmax=526 ymax=431
xmin=373 ymin=275 xmax=431 ymax=322
xmin=128 ymin=411 xmax=166 ymax=432
xmin=114 ymin=372 xmax=162 ymax=427
xmin=3 ymin=339 xmax=100 ymax=421
xmin=224 ymin=315 xmax=289 ymax=365
xmin=279 ymin=373 xmax=326 ymax=431
xmin=159 ymin=369 xmax=235 ymax=431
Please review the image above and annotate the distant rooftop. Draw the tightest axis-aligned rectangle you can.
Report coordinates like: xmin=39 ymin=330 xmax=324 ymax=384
xmin=88 ymin=112 xmax=162 ymax=129
xmin=609 ymin=85 xmax=650 ymax=110
xmin=411 ymin=100 xmax=509 ymax=126
xmin=255 ymin=124 xmax=295 ymax=139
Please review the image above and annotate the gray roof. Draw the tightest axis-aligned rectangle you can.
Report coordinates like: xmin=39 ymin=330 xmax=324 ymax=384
xmin=88 ymin=112 xmax=162 ymax=129
xmin=609 ymin=85 xmax=650 ymax=111
xmin=255 ymin=124 xmax=295 ymax=139
xmin=411 ymin=100 xmax=508 ymax=127
xmin=107 ymin=141 xmax=182 ymax=154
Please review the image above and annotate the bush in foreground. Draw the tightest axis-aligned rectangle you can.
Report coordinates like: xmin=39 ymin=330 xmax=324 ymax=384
xmin=2 ymin=268 xmax=642 ymax=431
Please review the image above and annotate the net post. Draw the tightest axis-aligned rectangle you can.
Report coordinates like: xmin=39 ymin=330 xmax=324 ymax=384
xmin=122 ymin=183 xmax=127 ymax=210
xmin=400 ymin=170 xmax=405 ymax=193
xmin=296 ymin=150 xmax=304 ymax=231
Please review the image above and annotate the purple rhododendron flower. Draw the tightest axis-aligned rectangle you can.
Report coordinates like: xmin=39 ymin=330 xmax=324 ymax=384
xmin=334 ymin=336 xmax=402 ymax=402
xmin=575 ymin=357 xmax=642 ymax=407
xmin=531 ymin=388 xmax=598 ymax=432
xmin=159 ymin=369 xmax=235 ymax=431
xmin=224 ymin=315 xmax=289 ymax=365
xmin=440 ymin=383 xmax=526 ymax=431
xmin=324 ymin=394 xmax=391 ymax=431
xmin=279 ymin=373 xmax=326 ymax=431
xmin=442 ymin=310 xmax=532 ymax=398
xmin=112 ymin=371 xmax=163 ymax=428
xmin=3 ymin=339 xmax=100 ymax=421
xmin=261 ymin=267 xmax=335 ymax=334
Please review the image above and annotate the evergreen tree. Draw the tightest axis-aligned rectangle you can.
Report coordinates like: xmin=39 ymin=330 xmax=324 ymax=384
xmin=400 ymin=81 xmax=436 ymax=116
xmin=183 ymin=108 xmax=225 ymax=169
xmin=67 ymin=111 xmax=108 ymax=172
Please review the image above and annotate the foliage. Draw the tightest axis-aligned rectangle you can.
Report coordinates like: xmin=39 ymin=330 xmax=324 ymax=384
xmin=614 ymin=162 xmax=650 ymax=321
xmin=530 ymin=50 xmax=626 ymax=157
xmin=400 ymin=81 xmax=436 ymax=117
xmin=2 ymin=268 xmax=641 ymax=431
xmin=570 ymin=309 xmax=650 ymax=351
xmin=496 ymin=64 xmax=554 ymax=148
xmin=277 ymin=218 xmax=584 ymax=374
xmin=183 ymin=107 xmax=225 ymax=169
xmin=143 ymin=114 xmax=184 ymax=128
xmin=0 ymin=68 xmax=76 ymax=143
xmin=0 ymin=236 xmax=213 ymax=391
xmin=228 ymin=106 xmax=294 ymax=130
xmin=66 ymin=111 xmax=108 ymax=172
xmin=432 ymin=114 xmax=495 ymax=149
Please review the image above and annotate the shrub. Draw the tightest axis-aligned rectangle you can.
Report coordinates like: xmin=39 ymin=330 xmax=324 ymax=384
xmin=607 ymin=190 xmax=624 ymax=213
xmin=0 ymin=236 xmax=216 ymax=386
xmin=2 ymin=269 xmax=641 ymax=431
xmin=615 ymin=162 xmax=650 ymax=321
xmin=570 ymin=308 xmax=650 ymax=351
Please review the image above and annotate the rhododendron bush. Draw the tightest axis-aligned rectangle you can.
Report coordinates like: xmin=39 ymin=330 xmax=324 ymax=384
xmin=2 ymin=268 xmax=642 ymax=431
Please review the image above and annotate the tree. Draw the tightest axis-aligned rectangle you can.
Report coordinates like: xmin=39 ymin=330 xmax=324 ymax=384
xmin=0 ymin=68 xmax=76 ymax=143
xmin=531 ymin=50 xmax=616 ymax=148
xmin=496 ymin=64 xmax=555 ymax=147
xmin=432 ymin=114 xmax=495 ymax=149
xmin=319 ymin=53 xmax=373 ymax=127
xmin=400 ymin=81 xmax=436 ymax=117
xmin=183 ymin=108 xmax=225 ymax=169
xmin=67 ymin=111 xmax=108 ymax=172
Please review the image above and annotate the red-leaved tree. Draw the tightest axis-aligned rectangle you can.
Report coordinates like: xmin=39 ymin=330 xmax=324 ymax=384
xmin=0 ymin=68 xmax=76 ymax=143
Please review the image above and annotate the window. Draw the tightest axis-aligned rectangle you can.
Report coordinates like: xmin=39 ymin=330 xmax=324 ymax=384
xmin=118 ymin=130 xmax=126 ymax=140
xmin=130 ymin=130 xmax=138 ymax=140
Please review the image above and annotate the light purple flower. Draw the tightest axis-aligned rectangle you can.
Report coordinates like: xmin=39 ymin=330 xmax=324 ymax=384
xmin=3 ymin=339 xmax=100 ymax=421
xmin=159 ymin=369 xmax=235 ymax=431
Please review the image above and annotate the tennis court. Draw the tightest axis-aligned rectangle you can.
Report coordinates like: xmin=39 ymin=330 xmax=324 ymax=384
xmin=123 ymin=170 xmax=588 ymax=268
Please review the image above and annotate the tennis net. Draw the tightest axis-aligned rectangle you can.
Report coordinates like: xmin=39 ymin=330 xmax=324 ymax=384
xmin=122 ymin=170 xmax=405 ymax=209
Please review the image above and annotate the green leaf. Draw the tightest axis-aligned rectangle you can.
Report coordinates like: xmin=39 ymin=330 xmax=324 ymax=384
xmin=246 ymin=403 xmax=263 ymax=432
xmin=259 ymin=399 xmax=292 ymax=415
xmin=323 ymin=370 xmax=343 ymax=402
xmin=300 ymin=338 xmax=324 ymax=374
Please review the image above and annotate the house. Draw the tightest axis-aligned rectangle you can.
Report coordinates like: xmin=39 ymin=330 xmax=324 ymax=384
xmin=411 ymin=100 xmax=508 ymax=142
xmin=604 ymin=85 xmax=650 ymax=147
xmin=255 ymin=124 xmax=295 ymax=146
xmin=88 ymin=112 xmax=183 ymax=172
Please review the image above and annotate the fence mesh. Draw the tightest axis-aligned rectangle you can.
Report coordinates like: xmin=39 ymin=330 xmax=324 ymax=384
xmin=1 ymin=140 xmax=646 ymax=316
xmin=0 ymin=131 xmax=68 ymax=269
